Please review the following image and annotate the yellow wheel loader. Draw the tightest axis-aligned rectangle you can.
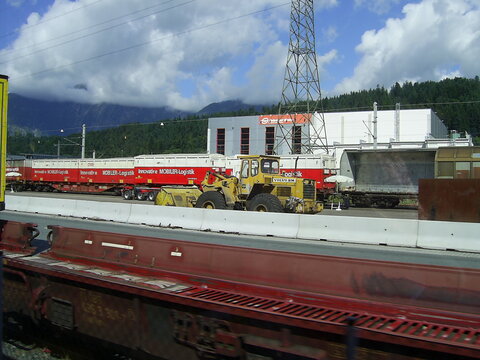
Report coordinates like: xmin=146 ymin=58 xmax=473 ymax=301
xmin=155 ymin=155 xmax=323 ymax=214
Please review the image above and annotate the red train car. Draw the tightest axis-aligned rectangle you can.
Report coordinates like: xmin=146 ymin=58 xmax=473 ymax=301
xmin=2 ymin=222 xmax=479 ymax=359
xmin=6 ymin=158 xmax=32 ymax=188
xmin=6 ymin=153 xmax=337 ymax=199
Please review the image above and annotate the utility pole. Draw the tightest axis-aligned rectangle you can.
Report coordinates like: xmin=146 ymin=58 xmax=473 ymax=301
xmin=56 ymin=124 xmax=86 ymax=158
xmin=274 ymin=0 xmax=328 ymax=155
xmin=373 ymin=102 xmax=378 ymax=149
xmin=395 ymin=103 xmax=400 ymax=142
xmin=81 ymin=124 xmax=86 ymax=159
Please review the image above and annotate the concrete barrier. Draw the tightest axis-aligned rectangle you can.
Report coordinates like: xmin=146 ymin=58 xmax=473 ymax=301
xmin=74 ymin=200 xmax=132 ymax=223
xmin=128 ymin=205 xmax=204 ymax=230
xmin=159 ymin=206 xmax=204 ymax=230
xmin=5 ymin=195 xmax=480 ymax=253
xmin=17 ymin=196 xmax=77 ymax=217
xmin=297 ymin=215 xmax=418 ymax=247
xmin=127 ymin=204 xmax=160 ymax=226
xmin=200 ymin=209 xmax=300 ymax=238
xmin=417 ymin=220 xmax=480 ymax=252
xmin=5 ymin=195 xmax=31 ymax=212
xmin=44 ymin=197 xmax=78 ymax=217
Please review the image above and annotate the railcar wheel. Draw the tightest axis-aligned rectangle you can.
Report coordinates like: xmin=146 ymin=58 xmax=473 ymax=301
xmin=147 ymin=191 xmax=156 ymax=201
xmin=123 ymin=189 xmax=133 ymax=200
xmin=247 ymin=193 xmax=283 ymax=212
xmin=386 ymin=199 xmax=400 ymax=208
xmin=195 ymin=191 xmax=227 ymax=209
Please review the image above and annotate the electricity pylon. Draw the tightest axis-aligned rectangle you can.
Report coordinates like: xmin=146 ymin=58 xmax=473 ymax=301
xmin=274 ymin=0 xmax=328 ymax=154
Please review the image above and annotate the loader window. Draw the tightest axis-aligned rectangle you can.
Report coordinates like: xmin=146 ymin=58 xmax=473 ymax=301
xmin=436 ymin=161 xmax=454 ymax=178
xmin=251 ymin=160 xmax=259 ymax=176
xmin=261 ymin=159 xmax=279 ymax=174
xmin=241 ymin=160 xmax=249 ymax=178
xmin=455 ymin=162 xmax=470 ymax=179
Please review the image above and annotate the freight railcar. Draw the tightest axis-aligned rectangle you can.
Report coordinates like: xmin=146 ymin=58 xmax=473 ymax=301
xmin=6 ymin=153 xmax=337 ymax=200
xmin=435 ymin=146 xmax=480 ymax=179
xmin=2 ymin=222 xmax=480 ymax=359
xmin=339 ymin=146 xmax=480 ymax=207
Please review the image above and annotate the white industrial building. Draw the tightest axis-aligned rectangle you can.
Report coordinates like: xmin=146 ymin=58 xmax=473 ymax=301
xmin=314 ymin=109 xmax=446 ymax=145
xmin=207 ymin=109 xmax=472 ymax=167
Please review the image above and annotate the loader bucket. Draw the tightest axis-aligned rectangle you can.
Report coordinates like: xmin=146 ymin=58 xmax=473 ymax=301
xmin=155 ymin=186 xmax=202 ymax=207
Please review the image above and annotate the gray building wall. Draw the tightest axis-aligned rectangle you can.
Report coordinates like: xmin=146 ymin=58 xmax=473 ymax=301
xmin=207 ymin=110 xmax=453 ymax=156
xmin=208 ymin=115 xmax=310 ymax=156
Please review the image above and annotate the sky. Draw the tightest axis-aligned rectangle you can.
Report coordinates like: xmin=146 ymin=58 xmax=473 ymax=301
xmin=0 ymin=0 xmax=479 ymax=112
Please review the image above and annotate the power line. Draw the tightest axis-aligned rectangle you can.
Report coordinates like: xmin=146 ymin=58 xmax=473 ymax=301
xmin=0 ymin=0 xmax=192 ymax=64
xmin=36 ymin=98 xmax=480 ymax=134
xmin=0 ymin=0 xmax=106 ymax=39
xmin=386 ymin=100 xmax=480 ymax=108
xmin=322 ymin=100 xmax=480 ymax=113
xmin=41 ymin=117 xmax=208 ymax=133
xmin=1 ymin=0 xmax=176 ymax=55
xmin=13 ymin=2 xmax=290 ymax=80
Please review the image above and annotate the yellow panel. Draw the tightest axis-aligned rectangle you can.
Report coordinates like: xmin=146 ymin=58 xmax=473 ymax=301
xmin=0 ymin=75 xmax=8 ymax=208
xmin=456 ymin=147 xmax=473 ymax=158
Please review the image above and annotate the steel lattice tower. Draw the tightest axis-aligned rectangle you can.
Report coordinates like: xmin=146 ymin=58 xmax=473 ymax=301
xmin=274 ymin=0 xmax=328 ymax=154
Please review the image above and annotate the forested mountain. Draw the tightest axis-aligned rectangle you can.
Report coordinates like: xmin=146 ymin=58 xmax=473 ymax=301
xmin=262 ymin=76 xmax=480 ymax=137
xmin=8 ymin=95 xmax=265 ymax=135
xmin=196 ymin=100 xmax=264 ymax=115
xmin=7 ymin=77 xmax=480 ymax=157
xmin=325 ymin=76 xmax=480 ymax=137
xmin=8 ymin=93 xmax=190 ymax=135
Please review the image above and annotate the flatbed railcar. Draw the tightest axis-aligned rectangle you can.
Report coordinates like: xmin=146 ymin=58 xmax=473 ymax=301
xmin=1 ymin=221 xmax=479 ymax=360
xmin=6 ymin=153 xmax=337 ymax=200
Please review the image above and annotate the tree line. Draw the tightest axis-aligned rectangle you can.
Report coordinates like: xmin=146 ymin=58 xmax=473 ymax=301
xmin=7 ymin=76 xmax=480 ymax=158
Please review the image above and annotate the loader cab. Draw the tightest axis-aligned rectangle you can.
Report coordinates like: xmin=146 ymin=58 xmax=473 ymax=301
xmin=238 ymin=155 xmax=280 ymax=196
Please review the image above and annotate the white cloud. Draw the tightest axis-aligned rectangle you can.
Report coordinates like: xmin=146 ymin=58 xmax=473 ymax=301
xmin=6 ymin=0 xmax=25 ymax=7
xmin=354 ymin=0 xmax=401 ymax=14
xmin=335 ymin=0 xmax=480 ymax=94
xmin=322 ymin=26 xmax=338 ymax=43
xmin=319 ymin=0 xmax=340 ymax=9
xmin=243 ymin=41 xmax=287 ymax=105
xmin=318 ymin=49 xmax=338 ymax=71
xmin=6 ymin=0 xmax=37 ymax=7
xmin=1 ymin=0 xmax=304 ymax=111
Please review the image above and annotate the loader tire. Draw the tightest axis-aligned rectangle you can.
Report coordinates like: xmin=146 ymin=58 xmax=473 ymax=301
xmin=247 ymin=193 xmax=283 ymax=213
xmin=195 ymin=191 xmax=227 ymax=209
